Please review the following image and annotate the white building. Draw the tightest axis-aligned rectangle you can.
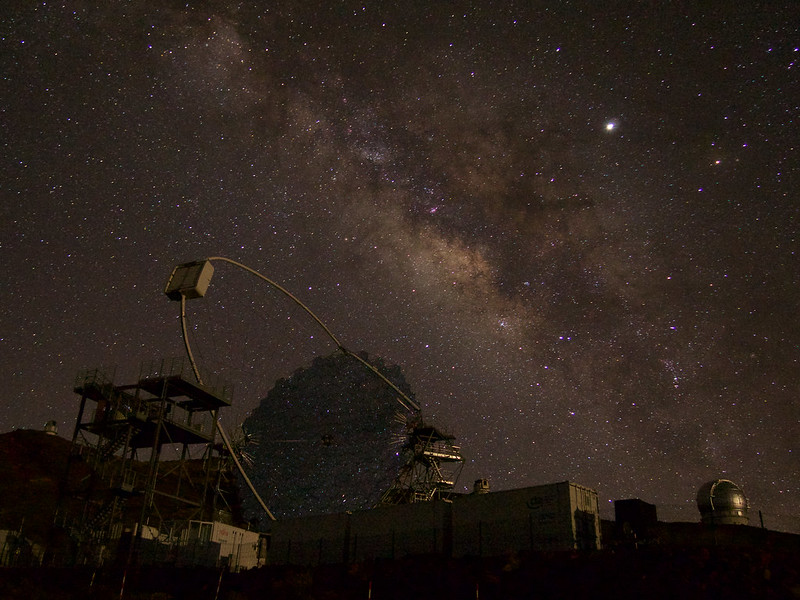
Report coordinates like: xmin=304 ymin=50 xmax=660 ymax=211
xmin=268 ymin=481 xmax=601 ymax=566
xmin=178 ymin=520 xmax=266 ymax=571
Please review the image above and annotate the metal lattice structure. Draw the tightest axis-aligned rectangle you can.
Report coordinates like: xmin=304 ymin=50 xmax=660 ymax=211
xmin=63 ymin=358 xmax=236 ymax=563
xmin=379 ymin=424 xmax=464 ymax=505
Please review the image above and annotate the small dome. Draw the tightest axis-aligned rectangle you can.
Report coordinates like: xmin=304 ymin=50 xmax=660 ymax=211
xmin=473 ymin=478 xmax=490 ymax=494
xmin=696 ymin=479 xmax=749 ymax=525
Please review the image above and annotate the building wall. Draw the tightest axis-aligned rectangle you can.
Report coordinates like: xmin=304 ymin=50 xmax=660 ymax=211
xmin=209 ymin=521 xmax=262 ymax=570
xmin=269 ymin=511 xmax=351 ymax=565
xmin=451 ymin=481 xmax=601 ymax=556
xmin=568 ymin=481 xmax=603 ymax=550
xmin=169 ymin=520 xmax=263 ymax=571
xmin=350 ymin=500 xmax=452 ymax=561
xmin=266 ymin=481 xmax=601 ymax=566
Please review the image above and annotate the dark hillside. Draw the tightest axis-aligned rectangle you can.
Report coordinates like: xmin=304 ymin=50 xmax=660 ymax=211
xmin=0 ymin=430 xmax=78 ymax=543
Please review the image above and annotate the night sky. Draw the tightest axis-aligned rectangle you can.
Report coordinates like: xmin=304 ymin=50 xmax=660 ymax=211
xmin=2 ymin=3 xmax=798 ymax=532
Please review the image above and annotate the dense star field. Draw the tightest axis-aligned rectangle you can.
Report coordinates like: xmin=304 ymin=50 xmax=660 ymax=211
xmin=1 ymin=3 xmax=798 ymax=531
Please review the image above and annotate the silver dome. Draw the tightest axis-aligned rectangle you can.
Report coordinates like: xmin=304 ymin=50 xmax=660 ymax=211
xmin=696 ymin=479 xmax=750 ymax=525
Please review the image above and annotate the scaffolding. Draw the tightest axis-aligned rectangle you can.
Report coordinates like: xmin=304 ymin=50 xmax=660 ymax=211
xmin=379 ymin=424 xmax=464 ymax=505
xmin=63 ymin=358 xmax=237 ymax=564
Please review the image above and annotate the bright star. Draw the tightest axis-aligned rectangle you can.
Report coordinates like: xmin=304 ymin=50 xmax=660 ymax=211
xmin=605 ymin=122 xmax=615 ymax=131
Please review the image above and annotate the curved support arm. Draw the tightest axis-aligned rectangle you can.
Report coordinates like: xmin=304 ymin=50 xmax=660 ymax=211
xmin=206 ymin=256 xmax=421 ymax=413
xmin=215 ymin=418 xmax=276 ymax=521
xmin=180 ymin=295 xmax=203 ymax=384
xmin=207 ymin=256 xmax=343 ymax=346
xmin=342 ymin=350 xmax=419 ymax=414
xmin=180 ymin=291 xmax=277 ymax=521
xmin=174 ymin=255 xmax=423 ymax=521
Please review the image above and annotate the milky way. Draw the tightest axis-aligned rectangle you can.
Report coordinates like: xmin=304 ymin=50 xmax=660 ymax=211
xmin=1 ymin=3 xmax=798 ymax=532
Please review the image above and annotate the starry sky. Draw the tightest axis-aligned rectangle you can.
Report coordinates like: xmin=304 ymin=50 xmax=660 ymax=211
xmin=2 ymin=2 xmax=798 ymax=532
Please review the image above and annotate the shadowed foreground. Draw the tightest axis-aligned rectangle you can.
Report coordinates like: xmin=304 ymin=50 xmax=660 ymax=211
xmin=1 ymin=546 xmax=798 ymax=600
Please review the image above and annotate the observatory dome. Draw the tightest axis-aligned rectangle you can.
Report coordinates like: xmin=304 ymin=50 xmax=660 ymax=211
xmin=696 ymin=479 xmax=750 ymax=525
